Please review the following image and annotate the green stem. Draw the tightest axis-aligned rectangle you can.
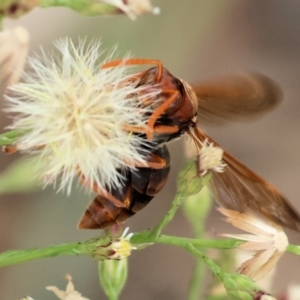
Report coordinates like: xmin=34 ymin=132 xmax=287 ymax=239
xmin=0 ymin=243 xmax=81 ymax=267
xmin=40 ymin=0 xmax=76 ymax=6
xmin=0 ymin=235 xmax=243 ymax=269
xmin=182 ymin=245 xmax=264 ymax=300
xmin=188 ymin=258 xmax=205 ymax=300
xmin=130 ymin=159 xmax=210 ymax=243
xmin=40 ymin=0 xmax=116 ymax=15
xmin=181 ymin=188 xmax=213 ymax=300
xmin=184 ymin=244 xmax=221 ymax=277
xmin=147 ymin=194 xmax=183 ymax=240
xmin=155 ymin=235 xmax=244 ymax=249
xmin=287 ymin=244 xmax=300 ymax=255
xmin=132 ymin=230 xmax=245 ymax=260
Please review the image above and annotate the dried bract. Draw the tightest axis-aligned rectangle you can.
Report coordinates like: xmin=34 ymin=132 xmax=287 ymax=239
xmin=46 ymin=274 xmax=89 ymax=300
xmin=0 ymin=26 xmax=29 ymax=86
xmin=103 ymin=0 xmax=159 ymax=19
xmin=218 ymin=207 xmax=288 ymax=281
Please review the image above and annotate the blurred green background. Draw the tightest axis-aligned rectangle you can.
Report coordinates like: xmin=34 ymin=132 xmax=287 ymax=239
xmin=1 ymin=1 xmax=300 ymax=299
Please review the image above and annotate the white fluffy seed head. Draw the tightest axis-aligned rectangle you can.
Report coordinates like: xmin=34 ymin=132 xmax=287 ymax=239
xmin=5 ymin=39 xmax=160 ymax=193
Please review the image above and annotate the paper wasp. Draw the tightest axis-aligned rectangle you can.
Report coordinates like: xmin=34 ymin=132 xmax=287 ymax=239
xmin=79 ymin=58 xmax=300 ymax=231
xmin=3 ymin=57 xmax=300 ymax=231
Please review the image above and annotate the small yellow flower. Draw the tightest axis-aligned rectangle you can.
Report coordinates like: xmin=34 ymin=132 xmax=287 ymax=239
xmin=109 ymin=227 xmax=136 ymax=259
xmin=218 ymin=207 xmax=288 ymax=281
xmin=86 ymin=227 xmax=136 ymax=260
xmin=197 ymin=139 xmax=226 ymax=175
xmin=20 ymin=297 xmax=34 ymax=300
xmin=46 ymin=274 xmax=89 ymax=300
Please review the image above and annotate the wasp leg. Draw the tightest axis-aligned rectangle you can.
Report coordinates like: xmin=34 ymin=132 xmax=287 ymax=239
xmin=147 ymin=89 xmax=180 ymax=140
xmin=2 ymin=145 xmax=18 ymax=154
xmin=101 ymin=58 xmax=163 ymax=82
xmin=122 ymin=124 xmax=179 ymax=137
xmin=122 ymin=124 xmax=148 ymax=134
xmin=2 ymin=144 xmax=45 ymax=154
xmin=153 ymin=125 xmax=179 ymax=134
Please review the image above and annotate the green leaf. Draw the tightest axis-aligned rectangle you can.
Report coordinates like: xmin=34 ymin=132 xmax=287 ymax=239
xmin=177 ymin=159 xmax=211 ymax=197
xmin=0 ymin=129 xmax=28 ymax=146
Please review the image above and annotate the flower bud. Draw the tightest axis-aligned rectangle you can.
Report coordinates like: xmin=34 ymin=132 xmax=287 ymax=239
xmin=177 ymin=159 xmax=211 ymax=198
xmin=98 ymin=258 xmax=128 ymax=299
xmin=221 ymin=273 xmax=265 ymax=300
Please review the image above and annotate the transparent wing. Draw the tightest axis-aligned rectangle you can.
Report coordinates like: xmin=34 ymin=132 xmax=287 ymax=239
xmin=194 ymin=128 xmax=300 ymax=231
xmin=191 ymin=73 xmax=283 ymax=124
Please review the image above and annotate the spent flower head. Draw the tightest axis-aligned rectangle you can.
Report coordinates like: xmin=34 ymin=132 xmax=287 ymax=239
xmin=103 ymin=0 xmax=160 ymax=19
xmin=0 ymin=0 xmax=39 ymax=18
xmin=218 ymin=207 xmax=288 ymax=281
xmin=98 ymin=258 xmax=128 ymax=299
xmin=0 ymin=26 xmax=29 ymax=86
xmin=5 ymin=39 xmax=160 ymax=193
xmin=46 ymin=274 xmax=89 ymax=300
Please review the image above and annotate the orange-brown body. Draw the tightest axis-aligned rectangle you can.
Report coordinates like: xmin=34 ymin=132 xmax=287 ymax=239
xmin=137 ymin=66 xmax=198 ymax=144
xmin=78 ymin=145 xmax=171 ymax=229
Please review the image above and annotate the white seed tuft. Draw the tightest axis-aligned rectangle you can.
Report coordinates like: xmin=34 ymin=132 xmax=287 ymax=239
xmin=5 ymin=39 xmax=160 ymax=193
